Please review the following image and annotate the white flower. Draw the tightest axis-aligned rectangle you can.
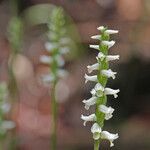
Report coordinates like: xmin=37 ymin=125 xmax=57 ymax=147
xmin=102 ymin=41 xmax=115 ymax=48
xmin=97 ymin=53 xmax=120 ymax=62
xmin=96 ymin=52 xmax=106 ymax=62
xmin=99 ymin=105 xmax=114 ymax=120
xmin=91 ymin=83 xmax=104 ymax=97
xmin=101 ymin=69 xmax=117 ymax=79
xmin=105 ymin=30 xmax=119 ymax=34
xmin=97 ymin=26 xmax=105 ymax=31
xmin=84 ymin=74 xmax=97 ymax=83
xmin=59 ymin=37 xmax=70 ymax=44
xmin=82 ymin=96 xmax=97 ymax=110
xmin=87 ymin=63 xmax=99 ymax=73
xmin=106 ymin=55 xmax=120 ymax=61
xmin=104 ymin=88 xmax=120 ymax=98
xmin=90 ymin=88 xmax=97 ymax=96
xmin=1 ymin=121 xmax=15 ymax=130
xmin=1 ymin=103 xmax=11 ymax=113
xmin=101 ymin=131 xmax=119 ymax=147
xmin=55 ymin=55 xmax=65 ymax=67
xmin=91 ymin=35 xmax=102 ymax=40
xmin=57 ymin=69 xmax=68 ymax=78
xmin=91 ymin=123 xmax=102 ymax=140
xmin=60 ymin=47 xmax=69 ymax=54
xmin=40 ymin=55 xmax=52 ymax=64
xmin=89 ymin=45 xmax=99 ymax=50
xmin=42 ymin=74 xmax=55 ymax=83
xmin=45 ymin=42 xmax=57 ymax=52
xmin=81 ymin=114 xmax=96 ymax=126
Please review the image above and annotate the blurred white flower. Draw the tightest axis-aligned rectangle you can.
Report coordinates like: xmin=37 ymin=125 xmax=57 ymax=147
xmin=40 ymin=55 xmax=52 ymax=64
xmin=45 ymin=42 xmax=58 ymax=52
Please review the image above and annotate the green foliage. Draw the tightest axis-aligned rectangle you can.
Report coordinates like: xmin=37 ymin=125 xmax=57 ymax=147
xmin=7 ymin=17 xmax=23 ymax=54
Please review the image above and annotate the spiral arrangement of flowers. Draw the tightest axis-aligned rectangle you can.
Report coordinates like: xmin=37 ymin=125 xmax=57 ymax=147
xmin=40 ymin=8 xmax=70 ymax=85
xmin=81 ymin=26 xmax=120 ymax=149
xmin=39 ymin=7 xmax=71 ymax=150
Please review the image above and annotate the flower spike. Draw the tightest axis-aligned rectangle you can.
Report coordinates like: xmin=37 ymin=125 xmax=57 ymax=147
xmin=81 ymin=26 xmax=120 ymax=149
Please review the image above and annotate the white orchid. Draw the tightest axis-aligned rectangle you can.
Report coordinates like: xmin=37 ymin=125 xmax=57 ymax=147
xmin=99 ymin=105 xmax=114 ymax=120
xmin=87 ymin=63 xmax=99 ymax=73
xmin=84 ymin=74 xmax=97 ymax=83
xmin=101 ymin=69 xmax=117 ymax=79
xmin=91 ymin=35 xmax=102 ymax=40
xmin=104 ymin=88 xmax=120 ymax=98
xmin=89 ymin=45 xmax=99 ymax=50
xmin=91 ymin=123 xmax=102 ymax=140
xmin=81 ymin=26 xmax=120 ymax=149
xmin=102 ymin=40 xmax=115 ymax=48
xmin=82 ymin=96 xmax=97 ymax=110
xmin=81 ymin=114 xmax=96 ymax=126
xmin=101 ymin=131 xmax=119 ymax=147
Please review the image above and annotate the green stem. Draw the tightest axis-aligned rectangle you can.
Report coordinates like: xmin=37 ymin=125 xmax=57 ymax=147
xmin=94 ymin=140 xmax=100 ymax=150
xmin=51 ymin=80 xmax=58 ymax=150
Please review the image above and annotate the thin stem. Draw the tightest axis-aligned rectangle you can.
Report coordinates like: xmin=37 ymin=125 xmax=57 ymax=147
xmin=51 ymin=80 xmax=58 ymax=150
xmin=94 ymin=140 xmax=99 ymax=150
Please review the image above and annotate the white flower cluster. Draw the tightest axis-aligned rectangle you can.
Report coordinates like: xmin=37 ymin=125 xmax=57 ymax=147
xmin=40 ymin=9 xmax=70 ymax=84
xmin=81 ymin=26 xmax=120 ymax=147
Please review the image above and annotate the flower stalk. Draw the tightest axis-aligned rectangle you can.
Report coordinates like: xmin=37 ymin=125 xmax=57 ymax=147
xmin=81 ymin=26 xmax=120 ymax=149
xmin=40 ymin=7 xmax=70 ymax=150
